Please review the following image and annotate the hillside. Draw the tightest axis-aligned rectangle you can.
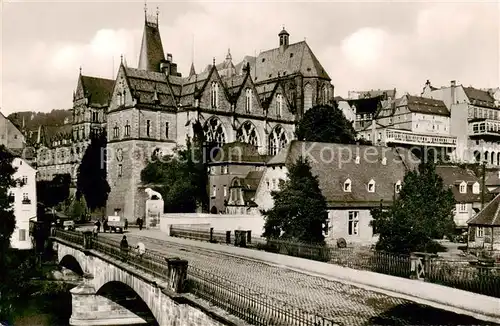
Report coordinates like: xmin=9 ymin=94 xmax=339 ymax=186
xmin=8 ymin=109 xmax=72 ymax=131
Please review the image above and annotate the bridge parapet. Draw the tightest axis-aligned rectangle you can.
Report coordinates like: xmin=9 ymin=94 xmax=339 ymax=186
xmin=51 ymin=229 xmax=239 ymax=326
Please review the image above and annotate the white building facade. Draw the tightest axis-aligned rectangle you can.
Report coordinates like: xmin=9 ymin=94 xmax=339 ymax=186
xmin=9 ymin=157 xmax=37 ymax=250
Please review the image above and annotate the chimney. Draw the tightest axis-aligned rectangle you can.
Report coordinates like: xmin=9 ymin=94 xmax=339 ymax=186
xmin=450 ymin=80 xmax=456 ymax=104
xmin=167 ymin=53 xmax=172 ymax=62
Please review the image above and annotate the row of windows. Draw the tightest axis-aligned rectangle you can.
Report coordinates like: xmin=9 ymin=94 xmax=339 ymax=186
xmin=458 ymin=181 xmax=480 ymax=194
xmin=212 ymin=185 xmax=228 ymax=198
xmin=113 ymin=120 xmax=169 ymax=139
xmin=343 ymin=179 xmax=401 ymax=193
xmin=211 ymin=82 xmax=284 ymax=116
xmin=468 ymin=107 xmax=500 ymax=121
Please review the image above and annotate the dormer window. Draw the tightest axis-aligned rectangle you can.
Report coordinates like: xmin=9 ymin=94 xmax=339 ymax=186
xmin=211 ymin=82 xmax=219 ymax=108
xmin=395 ymin=180 xmax=402 ymax=194
xmin=368 ymin=179 xmax=375 ymax=193
xmin=344 ymin=179 xmax=352 ymax=192
xmin=245 ymin=88 xmax=252 ymax=113
xmin=459 ymin=181 xmax=467 ymax=194
xmin=472 ymin=182 xmax=480 ymax=194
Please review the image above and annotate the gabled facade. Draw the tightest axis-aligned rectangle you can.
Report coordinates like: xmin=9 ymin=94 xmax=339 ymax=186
xmin=9 ymin=157 xmax=37 ymax=250
xmin=254 ymin=141 xmax=418 ymax=245
xmin=422 ymin=80 xmax=500 ymax=165
xmin=35 ymin=72 xmax=114 ymax=186
xmin=467 ymin=193 xmax=500 ymax=251
xmin=357 ymin=95 xmax=457 ymax=157
xmin=435 ymin=165 xmax=485 ymax=230
xmin=0 ymin=111 xmax=25 ymax=151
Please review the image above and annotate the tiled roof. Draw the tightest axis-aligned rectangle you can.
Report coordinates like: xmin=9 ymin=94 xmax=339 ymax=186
xmin=351 ymin=89 xmax=396 ymax=100
xmin=347 ymin=96 xmax=383 ymax=114
xmin=405 ymin=95 xmax=450 ymax=117
xmin=435 ymin=166 xmax=482 ymax=203
xmin=124 ymin=67 xmax=177 ymax=107
xmin=80 ymin=75 xmax=114 ymax=107
xmin=138 ymin=23 xmax=166 ymax=72
xmin=467 ymin=193 xmax=500 ymax=226
xmin=211 ymin=142 xmax=268 ymax=164
xmin=244 ymin=170 xmax=264 ymax=191
xmin=237 ymin=41 xmax=330 ymax=83
xmin=485 ymin=170 xmax=500 ymax=186
xmin=463 ymin=87 xmax=496 ymax=108
xmin=267 ymin=141 xmax=418 ymax=207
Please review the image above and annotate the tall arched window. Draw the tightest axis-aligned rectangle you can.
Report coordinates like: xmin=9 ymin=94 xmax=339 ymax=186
xmin=124 ymin=120 xmax=130 ymax=137
xmin=276 ymin=94 xmax=283 ymax=117
xmin=323 ymin=86 xmax=329 ymax=105
xmin=203 ymin=117 xmax=226 ymax=147
xmin=211 ymin=82 xmax=219 ymax=108
xmin=304 ymin=83 xmax=313 ymax=112
xmin=236 ymin=121 xmax=258 ymax=147
xmin=268 ymin=125 xmax=288 ymax=156
xmin=245 ymin=88 xmax=252 ymax=113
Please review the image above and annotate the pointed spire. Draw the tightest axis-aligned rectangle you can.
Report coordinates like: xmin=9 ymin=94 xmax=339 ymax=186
xmin=189 ymin=62 xmax=196 ymax=77
xmin=79 ymin=66 xmax=82 ymax=75
xmin=144 ymin=0 xmax=147 ymax=21
xmin=120 ymin=54 xmax=123 ymax=64
xmin=226 ymin=48 xmax=232 ymax=61
xmin=138 ymin=5 xmax=166 ymax=71
xmin=213 ymin=57 xmax=216 ymax=67
xmin=156 ymin=6 xmax=159 ymax=25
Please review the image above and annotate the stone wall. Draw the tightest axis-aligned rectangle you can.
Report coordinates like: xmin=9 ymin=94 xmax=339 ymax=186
xmin=160 ymin=213 xmax=265 ymax=237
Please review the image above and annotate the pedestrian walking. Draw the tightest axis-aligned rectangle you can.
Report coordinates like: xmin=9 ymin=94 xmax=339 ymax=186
xmin=95 ymin=220 xmax=101 ymax=234
xmin=138 ymin=217 xmax=144 ymax=231
xmin=124 ymin=218 xmax=128 ymax=231
xmin=135 ymin=242 xmax=146 ymax=259
xmin=120 ymin=235 xmax=129 ymax=260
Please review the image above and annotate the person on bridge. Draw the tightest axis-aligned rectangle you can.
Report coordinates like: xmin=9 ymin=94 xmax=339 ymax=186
xmin=120 ymin=235 xmax=129 ymax=254
xmin=135 ymin=242 xmax=146 ymax=259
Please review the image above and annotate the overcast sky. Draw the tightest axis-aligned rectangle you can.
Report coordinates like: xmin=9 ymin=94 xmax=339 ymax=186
xmin=1 ymin=0 xmax=499 ymax=115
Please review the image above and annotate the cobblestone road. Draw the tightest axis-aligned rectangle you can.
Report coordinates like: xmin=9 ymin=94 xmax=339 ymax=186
xmin=101 ymin=230 xmax=496 ymax=326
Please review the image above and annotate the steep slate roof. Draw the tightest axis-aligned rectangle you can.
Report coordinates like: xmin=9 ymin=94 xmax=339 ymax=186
xmin=405 ymin=95 xmax=450 ymax=117
xmin=124 ymin=67 xmax=177 ymax=107
xmin=435 ymin=166 xmax=482 ymax=203
xmin=40 ymin=124 xmax=73 ymax=146
xmin=463 ymin=87 xmax=496 ymax=108
xmin=267 ymin=141 xmax=418 ymax=207
xmin=138 ymin=21 xmax=166 ymax=72
xmin=239 ymin=41 xmax=330 ymax=83
xmin=80 ymin=75 xmax=115 ymax=107
xmin=467 ymin=193 xmax=500 ymax=226
xmin=211 ymin=142 xmax=268 ymax=164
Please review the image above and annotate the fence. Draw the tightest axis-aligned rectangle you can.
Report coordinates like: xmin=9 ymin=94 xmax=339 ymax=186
xmin=169 ymin=225 xmax=500 ymax=298
xmin=51 ymin=229 xmax=340 ymax=325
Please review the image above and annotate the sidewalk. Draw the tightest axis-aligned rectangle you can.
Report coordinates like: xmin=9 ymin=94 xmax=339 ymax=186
xmin=123 ymin=228 xmax=500 ymax=324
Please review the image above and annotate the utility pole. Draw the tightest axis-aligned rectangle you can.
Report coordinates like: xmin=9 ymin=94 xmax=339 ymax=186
xmin=481 ymin=160 xmax=486 ymax=209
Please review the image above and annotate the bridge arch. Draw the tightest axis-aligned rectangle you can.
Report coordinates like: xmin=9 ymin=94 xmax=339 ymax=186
xmin=97 ymin=281 xmax=159 ymax=325
xmin=59 ymin=254 xmax=84 ymax=276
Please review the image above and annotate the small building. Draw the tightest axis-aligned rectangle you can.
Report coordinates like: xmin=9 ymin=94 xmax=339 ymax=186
xmin=254 ymin=141 xmax=418 ymax=245
xmin=436 ymin=165 xmax=485 ymax=231
xmin=467 ymin=193 xmax=500 ymax=251
xmin=208 ymin=142 xmax=269 ymax=214
xmin=9 ymin=156 xmax=37 ymax=250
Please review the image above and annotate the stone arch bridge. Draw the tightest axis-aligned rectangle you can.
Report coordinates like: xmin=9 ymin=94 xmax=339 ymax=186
xmin=53 ymin=232 xmax=234 ymax=326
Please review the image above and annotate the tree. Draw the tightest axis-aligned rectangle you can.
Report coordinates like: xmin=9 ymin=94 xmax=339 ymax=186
xmin=261 ymin=157 xmax=328 ymax=244
xmin=141 ymin=139 xmax=208 ymax=213
xmin=370 ymin=161 xmax=455 ymax=254
xmin=296 ymin=104 xmax=358 ymax=144
xmin=0 ymin=145 xmax=18 ymax=320
xmin=36 ymin=173 xmax=71 ymax=208
xmin=76 ymin=132 xmax=110 ymax=211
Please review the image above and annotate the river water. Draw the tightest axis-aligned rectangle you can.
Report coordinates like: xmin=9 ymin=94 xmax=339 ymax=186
xmin=11 ymin=289 xmax=72 ymax=326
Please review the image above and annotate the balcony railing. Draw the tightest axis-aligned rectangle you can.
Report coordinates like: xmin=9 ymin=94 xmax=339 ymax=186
xmin=469 ymin=119 xmax=500 ymax=138
xmin=385 ymin=129 xmax=457 ymax=147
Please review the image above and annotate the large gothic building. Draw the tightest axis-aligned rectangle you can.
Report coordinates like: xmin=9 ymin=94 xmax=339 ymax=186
xmin=106 ymin=12 xmax=334 ymax=218
xmin=34 ymin=10 xmax=334 ymax=218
